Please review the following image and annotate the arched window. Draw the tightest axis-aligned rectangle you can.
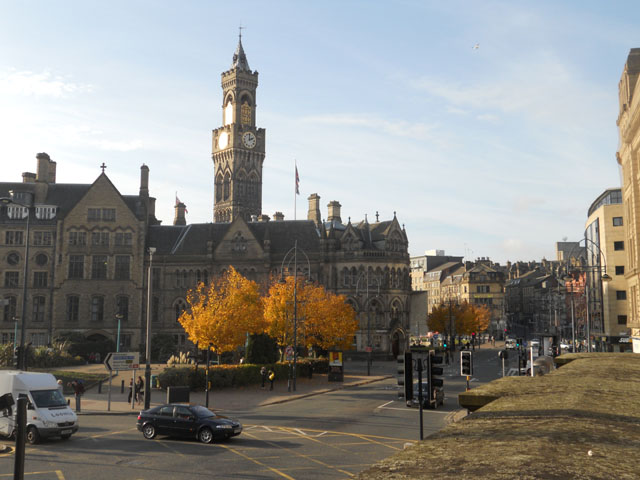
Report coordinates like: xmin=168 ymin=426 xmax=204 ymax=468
xmin=224 ymin=96 xmax=234 ymax=125
xmin=237 ymin=172 xmax=246 ymax=197
xmin=342 ymin=267 xmax=349 ymax=287
xmin=2 ymin=296 xmax=16 ymax=323
xmin=215 ymin=174 xmax=223 ymax=202
xmin=223 ymin=173 xmax=230 ymax=200
xmin=174 ymin=299 xmax=187 ymax=322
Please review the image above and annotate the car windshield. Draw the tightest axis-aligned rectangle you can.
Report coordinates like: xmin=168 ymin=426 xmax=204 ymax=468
xmin=190 ymin=405 xmax=216 ymax=419
xmin=30 ymin=389 xmax=67 ymax=408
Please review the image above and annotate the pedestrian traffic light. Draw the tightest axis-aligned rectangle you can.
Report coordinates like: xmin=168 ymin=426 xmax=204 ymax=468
xmin=516 ymin=338 xmax=522 ymax=348
xmin=461 ymin=350 xmax=473 ymax=376
xmin=427 ymin=350 xmax=444 ymax=406
xmin=399 ymin=351 xmax=413 ymax=402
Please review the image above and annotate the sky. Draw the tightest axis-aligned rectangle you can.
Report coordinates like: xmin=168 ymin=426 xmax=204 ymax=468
xmin=0 ymin=0 xmax=636 ymax=264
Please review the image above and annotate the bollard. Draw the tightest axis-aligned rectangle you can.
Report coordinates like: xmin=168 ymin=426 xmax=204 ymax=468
xmin=121 ymin=380 xmax=124 ymax=394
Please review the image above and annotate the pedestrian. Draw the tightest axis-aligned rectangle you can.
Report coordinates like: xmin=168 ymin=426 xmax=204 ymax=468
xmin=268 ymin=369 xmax=275 ymax=391
xmin=135 ymin=376 xmax=144 ymax=404
xmin=260 ymin=366 xmax=267 ymax=389
xmin=128 ymin=378 xmax=133 ymax=403
xmin=57 ymin=379 xmax=64 ymax=396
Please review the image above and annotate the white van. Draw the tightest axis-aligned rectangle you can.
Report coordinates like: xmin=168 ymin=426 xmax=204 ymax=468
xmin=0 ymin=371 xmax=78 ymax=444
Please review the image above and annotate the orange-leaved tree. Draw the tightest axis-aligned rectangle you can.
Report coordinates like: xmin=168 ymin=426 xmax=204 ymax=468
xmin=263 ymin=276 xmax=357 ymax=355
xmin=428 ymin=302 xmax=464 ymax=336
xmin=178 ymin=266 xmax=266 ymax=356
xmin=456 ymin=302 xmax=491 ymax=336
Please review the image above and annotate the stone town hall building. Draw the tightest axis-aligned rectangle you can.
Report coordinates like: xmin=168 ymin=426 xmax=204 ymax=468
xmin=0 ymin=37 xmax=411 ymax=358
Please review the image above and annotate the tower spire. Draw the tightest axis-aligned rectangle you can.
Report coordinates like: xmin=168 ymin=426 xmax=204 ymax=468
xmin=231 ymin=26 xmax=250 ymax=71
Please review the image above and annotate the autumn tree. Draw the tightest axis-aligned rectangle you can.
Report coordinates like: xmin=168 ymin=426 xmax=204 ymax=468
xmin=263 ymin=277 xmax=357 ymax=356
xmin=178 ymin=266 xmax=266 ymax=356
xmin=428 ymin=302 xmax=491 ymax=337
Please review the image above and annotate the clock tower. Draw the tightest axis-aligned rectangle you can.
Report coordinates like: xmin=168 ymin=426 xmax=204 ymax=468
xmin=212 ymin=33 xmax=266 ymax=222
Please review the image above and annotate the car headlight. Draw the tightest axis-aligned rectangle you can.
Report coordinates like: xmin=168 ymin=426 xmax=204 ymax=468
xmin=216 ymin=424 xmax=233 ymax=429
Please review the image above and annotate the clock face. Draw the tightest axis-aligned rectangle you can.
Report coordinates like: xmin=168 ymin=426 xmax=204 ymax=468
xmin=242 ymin=131 xmax=256 ymax=149
xmin=218 ymin=131 xmax=229 ymax=149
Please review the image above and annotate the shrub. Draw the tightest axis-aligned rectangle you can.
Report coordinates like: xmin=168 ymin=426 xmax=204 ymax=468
xmin=246 ymin=334 xmax=279 ymax=364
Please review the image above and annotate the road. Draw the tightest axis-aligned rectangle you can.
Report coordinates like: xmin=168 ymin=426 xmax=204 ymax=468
xmin=0 ymin=347 xmax=503 ymax=479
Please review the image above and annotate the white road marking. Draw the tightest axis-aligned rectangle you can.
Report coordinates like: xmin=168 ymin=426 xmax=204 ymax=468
xmin=377 ymin=400 xmax=394 ymax=409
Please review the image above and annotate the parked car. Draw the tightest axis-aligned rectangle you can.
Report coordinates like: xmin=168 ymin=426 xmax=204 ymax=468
xmin=137 ymin=403 xmax=242 ymax=444
xmin=407 ymin=381 xmax=444 ymax=409
xmin=505 ymin=338 xmax=517 ymax=350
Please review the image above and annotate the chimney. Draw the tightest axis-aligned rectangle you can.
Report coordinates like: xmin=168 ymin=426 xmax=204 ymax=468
xmin=140 ymin=164 xmax=149 ymax=197
xmin=36 ymin=152 xmax=50 ymax=182
xmin=258 ymin=214 xmax=270 ymax=222
xmin=22 ymin=172 xmax=36 ymax=183
xmin=307 ymin=193 xmax=321 ymax=226
xmin=48 ymin=161 xmax=56 ymax=183
xmin=327 ymin=201 xmax=342 ymax=223
xmin=173 ymin=201 xmax=186 ymax=225
xmin=250 ymin=214 xmax=258 ymax=222
xmin=273 ymin=211 xmax=284 ymax=221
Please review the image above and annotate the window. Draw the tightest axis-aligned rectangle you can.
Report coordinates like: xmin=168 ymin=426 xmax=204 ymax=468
xmin=476 ymin=285 xmax=490 ymax=293
xmin=69 ymin=231 xmax=87 ymax=246
xmin=114 ymin=256 xmax=130 ymax=280
xmin=115 ymin=232 xmax=133 ymax=246
xmin=613 ymin=217 xmax=623 ymax=226
xmin=102 ymin=208 xmax=116 ymax=221
xmin=618 ymin=315 xmax=628 ymax=325
xmin=91 ymin=296 xmax=104 ymax=322
xmin=35 ymin=206 xmax=57 ymax=220
xmin=91 ymin=232 xmax=109 ymax=246
xmin=32 ymin=296 xmax=45 ymax=322
xmin=614 ymin=241 xmax=625 ymax=251
xmin=68 ymin=255 xmax=84 ymax=279
xmin=616 ymin=290 xmax=627 ymax=300
xmin=92 ymin=256 xmax=108 ymax=279
xmin=2 ymin=296 xmax=16 ymax=323
xmin=88 ymin=208 xmax=101 ymax=221
xmin=30 ymin=333 xmax=47 ymax=347
xmin=1 ymin=333 xmax=15 ymax=344
xmin=7 ymin=206 xmax=27 ymax=220
xmin=175 ymin=299 xmax=186 ymax=322
xmin=66 ymin=296 xmax=79 ymax=322
xmin=615 ymin=266 xmax=625 ymax=275
xmin=33 ymin=272 xmax=48 ymax=288
xmin=5 ymin=231 xmax=23 ymax=245
xmin=33 ymin=231 xmax=53 ymax=246
xmin=116 ymin=295 xmax=129 ymax=322
xmin=4 ymin=272 xmax=19 ymax=288
xmin=152 ymin=296 xmax=160 ymax=324
xmin=7 ymin=252 xmax=19 ymax=266
xmin=35 ymin=253 xmax=48 ymax=266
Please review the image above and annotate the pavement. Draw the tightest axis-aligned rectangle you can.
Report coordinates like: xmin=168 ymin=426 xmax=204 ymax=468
xmin=62 ymin=360 xmax=396 ymax=415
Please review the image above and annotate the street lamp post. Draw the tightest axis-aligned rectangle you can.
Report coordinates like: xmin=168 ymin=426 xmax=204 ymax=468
xmin=115 ymin=314 xmax=123 ymax=353
xmin=1 ymin=194 xmax=33 ymax=371
xmin=144 ymin=247 xmax=156 ymax=410
xmin=564 ymin=237 xmax=612 ymax=353
xmin=356 ymin=270 xmax=380 ymax=377
xmin=280 ymin=241 xmax=311 ymax=392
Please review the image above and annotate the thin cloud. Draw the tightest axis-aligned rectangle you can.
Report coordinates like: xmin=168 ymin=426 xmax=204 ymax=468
xmin=0 ymin=69 xmax=93 ymax=98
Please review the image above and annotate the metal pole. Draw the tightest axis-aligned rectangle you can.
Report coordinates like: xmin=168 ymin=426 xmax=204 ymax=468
xmin=293 ymin=241 xmax=298 ymax=392
xmin=205 ymin=347 xmax=210 ymax=408
xmin=144 ymin=248 xmax=155 ymax=410
xmin=570 ymin=288 xmax=575 ymax=352
xmin=14 ymin=396 xmax=26 ymax=480
xmin=366 ymin=271 xmax=371 ymax=376
xmin=585 ymin=272 xmax=591 ymax=353
xmin=116 ymin=317 xmax=121 ymax=352
xmin=417 ymin=359 xmax=423 ymax=440
xmin=18 ymin=206 xmax=31 ymax=371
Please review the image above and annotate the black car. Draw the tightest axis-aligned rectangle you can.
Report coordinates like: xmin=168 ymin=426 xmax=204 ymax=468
xmin=407 ymin=381 xmax=445 ymax=409
xmin=136 ymin=403 xmax=242 ymax=444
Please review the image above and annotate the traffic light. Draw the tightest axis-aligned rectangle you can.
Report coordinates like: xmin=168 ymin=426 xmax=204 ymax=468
xmin=398 ymin=352 xmax=413 ymax=402
xmin=516 ymin=338 xmax=522 ymax=348
xmin=461 ymin=350 xmax=473 ymax=376
xmin=427 ymin=350 xmax=444 ymax=406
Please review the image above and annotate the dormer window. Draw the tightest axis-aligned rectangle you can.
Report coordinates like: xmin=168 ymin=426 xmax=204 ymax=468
xmin=35 ymin=205 xmax=57 ymax=220
xmin=7 ymin=206 xmax=27 ymax=220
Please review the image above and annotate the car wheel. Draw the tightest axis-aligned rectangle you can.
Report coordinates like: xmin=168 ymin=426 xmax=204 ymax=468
xmin=142 ymin=423 xmax=156 ymax=440
xmin=198 ymin=427 xmax=214 ymax=444
xmin=27 ymin=426 xmax=40 ymax=445
xmin=60 ymin=434 xmax=71 ymax=440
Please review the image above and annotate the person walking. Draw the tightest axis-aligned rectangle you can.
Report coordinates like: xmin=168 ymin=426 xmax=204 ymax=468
xmin=135 ymin=376 xmax=144 ymax=405
xmin=128 ymin=378 xmax=133 ymax=403
xmin=268 ymin=369 xmax=275 ymax=391
xmin=260 ymin=366 xmax=267 ymax=389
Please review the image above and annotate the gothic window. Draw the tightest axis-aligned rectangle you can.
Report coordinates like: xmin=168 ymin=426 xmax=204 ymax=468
xmin=2 ymin=296 xmax=16 ymax=323
xmin=203 ymin=270 xmax=209 ymax=285
xmin=350 ymin=267 xmax=358 ymax=287
xmin=240 ymin=100 xmax=251 ymax=125
xmin=232 ymin=231 xmax=247 ymax=254
xmin=237 ymin=172 xmax=246 ymax=197
xmin=174 ymin=299 xmax=187 ymax=322
xmin=66 ymin=295 xmax=79 ymax=322
xmin=342 ymin=268 xmax=349 ymax=287
xmin=223 ymin=173 xmax=230 ymax=200
xmin=224 ymin=97 xmax=234 ymax=126
xmin=91 ymin=296 xmax=104 ymax=322
xmin=391 ymin=300 xmax=402 ymax=325
xmin=215 ymin=174 xmax=223 ymax=202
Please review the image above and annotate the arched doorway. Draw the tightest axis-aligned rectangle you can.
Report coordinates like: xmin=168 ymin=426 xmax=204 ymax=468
xmin=391 ymin=329 xmax=406 ymax=358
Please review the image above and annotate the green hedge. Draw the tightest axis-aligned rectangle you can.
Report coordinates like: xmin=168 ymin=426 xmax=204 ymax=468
xmin=158 ymin=358 xmax=330 ymax=390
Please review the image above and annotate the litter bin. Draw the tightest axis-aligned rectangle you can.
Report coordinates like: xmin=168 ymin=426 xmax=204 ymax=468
xmin=150 ymin=374 xmax=159 ymax=389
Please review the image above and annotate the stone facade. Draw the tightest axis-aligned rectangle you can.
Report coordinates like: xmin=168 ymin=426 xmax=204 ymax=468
xmin=0 ymin=37 xmax=412 ymax=357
